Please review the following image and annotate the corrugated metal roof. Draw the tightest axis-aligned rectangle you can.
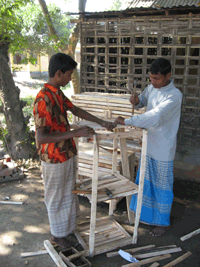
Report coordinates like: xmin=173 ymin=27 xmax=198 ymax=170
xmin=125 ymin=0 xmax=200 ymax=9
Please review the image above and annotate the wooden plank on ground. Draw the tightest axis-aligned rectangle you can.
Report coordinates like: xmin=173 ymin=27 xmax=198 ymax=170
xmin=121 ymin=254 xmax=172 ymax=267
xmin=133 ymin=247 xmax=182 ymax=259
xmin=20 ymin=250 xmax=48 ymax=258
xmin=180 ymin=228 xmax=200 ymax=241
xmin=106 ymin=245 xmax=155 ymax=257
xmin=0 ymin=201 xmax=23 ymax=205
xmin=163 ymin=251 xmax=192 ymax=267
xmin=149 ymin=263 xmax=160 ymax=267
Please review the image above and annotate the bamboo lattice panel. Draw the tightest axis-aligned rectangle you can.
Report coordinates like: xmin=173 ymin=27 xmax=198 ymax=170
xmin=71 ymin=92 xmax=144 ymax=120
xmin=80 ymin=14 xmax=200 ymax=142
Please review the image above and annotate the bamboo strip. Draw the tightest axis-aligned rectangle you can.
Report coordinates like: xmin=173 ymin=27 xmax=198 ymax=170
xmin=83 ymin=229 xmax=121 ymax=244
xmin=112 ymin=218 xmax=131 ymax=238
xmin=43 ymin=240 xmax=66 ymax=267
xmin=180 ymin=228 xmax=200 ymax=241
xmin=93 ymin=237 xmax=133 ymax=256
xmin=163 ymin=251 xmax=192 ymax=267
xmin=133 ymin=130 xmax=148 ymax=244
xmin=20 ymin=250 xmax=48 ymax=258
xmin=122 ymin=254 xmax=172 ymax=267
xmin=106 ymin=245 xmax=156 ymax=257
xmin=133 ymin=247 xmax=182 ymax=259
xmin=79 ymin=223 xmax=114 ymax=236
xmin=149 ymin=263 xmax=160 ymax=267
xmin=73 ymin=230 xmax=89 ymax=250
xmin=94 ymin=233 xmax=126 ymax=247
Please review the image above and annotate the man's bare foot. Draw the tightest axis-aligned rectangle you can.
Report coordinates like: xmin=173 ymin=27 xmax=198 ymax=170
xmin=149 ymin=226 xmax=170 ymax=237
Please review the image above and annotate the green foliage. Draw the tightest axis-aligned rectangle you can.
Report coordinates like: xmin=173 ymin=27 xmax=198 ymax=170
xmin=0 ymin=0 xmax=30 ymax=51
xmin=15 ymin=1 xmax=74 ymax=54
xmin=0 ymin=120 xmax=9 ymax=150
xmin=0 ymin=0 xmax=74 ymax=60
xmin=107 ymin=0 xmax=123 ymax=11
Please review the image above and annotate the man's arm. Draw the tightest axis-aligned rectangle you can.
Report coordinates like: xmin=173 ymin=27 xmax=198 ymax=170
xmin=36 ymin=126 xmax=95 ymax=147
xmin=124 ymin=93 xmax=182 ymax=129
xmin=70 ymin=105 xmax=114 ymax=131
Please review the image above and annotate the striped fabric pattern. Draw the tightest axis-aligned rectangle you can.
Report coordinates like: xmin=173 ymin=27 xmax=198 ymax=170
xmin=130 ymin=154 xmax=174 ymax=226
xmin=42 ymin=156 xmax=80 ymax=238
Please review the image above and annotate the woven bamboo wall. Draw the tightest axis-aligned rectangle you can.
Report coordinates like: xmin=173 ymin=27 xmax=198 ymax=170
xmin=80 ymin=14 xmax=200 ymax=142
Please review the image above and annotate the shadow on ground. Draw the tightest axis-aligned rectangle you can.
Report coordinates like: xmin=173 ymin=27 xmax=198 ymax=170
xmin=0 ymin=169 xmax=200 ymax=266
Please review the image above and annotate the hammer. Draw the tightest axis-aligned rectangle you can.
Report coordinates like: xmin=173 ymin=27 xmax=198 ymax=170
xmin=127 ymin=80 xmax=137 ymax=115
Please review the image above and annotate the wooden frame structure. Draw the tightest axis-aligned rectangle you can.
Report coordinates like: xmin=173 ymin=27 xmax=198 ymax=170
xmin=74 ymin=124 xmax=148 ymax=256
xmin=79 ymin=8 xmax=200 ymax=144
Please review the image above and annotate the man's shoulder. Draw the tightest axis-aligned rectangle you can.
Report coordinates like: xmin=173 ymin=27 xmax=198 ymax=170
xmin=170 ymin=84 xmax=183 ymax=97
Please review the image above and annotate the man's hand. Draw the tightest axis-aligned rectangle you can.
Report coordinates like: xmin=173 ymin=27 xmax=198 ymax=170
xmin=101 ymin=120 xmax=115 ymax=131
xmin=129 ymin=94 xmax=139 ymax=105
xmin=73 ymin=126 xmax=95 ymax=138
xmin=113 ymin=116 xmax=125 ymax=127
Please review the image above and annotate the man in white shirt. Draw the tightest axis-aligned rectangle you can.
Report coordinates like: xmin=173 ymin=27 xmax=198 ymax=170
xmin=114 ymin=58 xmax=183 ymax=236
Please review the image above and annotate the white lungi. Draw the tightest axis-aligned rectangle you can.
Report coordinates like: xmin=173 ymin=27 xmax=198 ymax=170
xmin=42 ymin=156 xmax=79 ymax=238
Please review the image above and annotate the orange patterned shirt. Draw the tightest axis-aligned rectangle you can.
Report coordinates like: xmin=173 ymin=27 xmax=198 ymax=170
xmin=33 ymin=83 xmax=77 ymax=163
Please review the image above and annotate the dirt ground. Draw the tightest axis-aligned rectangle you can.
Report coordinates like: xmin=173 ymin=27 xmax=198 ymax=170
xmin=0 ymin=166 xmax=200 ymax=267
xmin=0 ymin=77 xmax=200 ymax=266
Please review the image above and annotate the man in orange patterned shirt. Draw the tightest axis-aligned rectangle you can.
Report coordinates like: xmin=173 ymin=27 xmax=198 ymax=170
xmin=34 ymin=53 xmax=113 ymax=248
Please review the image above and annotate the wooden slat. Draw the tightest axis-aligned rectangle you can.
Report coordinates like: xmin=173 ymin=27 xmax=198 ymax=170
xmin=106 ymin=245 xmax=155 ymax=258
xmin=133 ymin=247 xmax=182 ymax=259
xmin=20 ymin=250 xmax=48 ymax=258
xmin=73 ymin=230 xmax=89 ymax=250
xmin=133 ymin=129 xmax=148 ymax=244
xmin=163 ymin=251 xmax=192 ymax=267
xmin=43 ymin=240 xmax=66 ymax=267
xmin=122 ymin=254 xmax=172 ymax=267
xmin=180 ymin=228 xmax=200 ymax=241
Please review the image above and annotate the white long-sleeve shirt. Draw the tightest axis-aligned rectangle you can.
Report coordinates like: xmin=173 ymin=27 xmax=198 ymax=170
xmin=124 ymin=81 xmax=183 ymax=161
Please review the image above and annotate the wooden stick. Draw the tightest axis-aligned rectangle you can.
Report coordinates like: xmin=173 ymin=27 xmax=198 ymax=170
xmin=132 ymin=80 xmax=137 ymax=115
xmin=122 ymin=254 xmax=172 ymax=267
xmin=0 ymin=201 xmax=23 ymax=205
xmin=67 ymin=250 xmax=88 ymax=261
xmin=163 ymin=251 xmax=192 ymax=267
xmin=133 ymin=247 xmax=182 ymax=259
xmin=132 ymin=129 xmax=148 ymax=244
xmin=149 ymin=263 xmax=160 ymax=267
xmin=20 ymin=250 xmax=48 ymax=258
xmin=180 ymin=228 xmax=200 ymax=241
xmin=89 ymin=134 xmax=99 ymax=256
xmin=106 ymin=244 xmax=155 ymax=257
xmin=44 ymin=240 xmax=66 ymax=267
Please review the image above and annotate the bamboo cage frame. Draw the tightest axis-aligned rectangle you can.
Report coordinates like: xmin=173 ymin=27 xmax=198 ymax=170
xmin=79 ymin=12 xmax=200 ymax=143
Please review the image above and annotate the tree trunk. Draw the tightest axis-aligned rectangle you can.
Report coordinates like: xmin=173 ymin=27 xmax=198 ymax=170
xmin=0 ymin=54 xmax=35 ymax=160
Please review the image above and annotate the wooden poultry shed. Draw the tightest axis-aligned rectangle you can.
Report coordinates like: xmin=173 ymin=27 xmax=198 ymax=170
xmin=78 ymin=1 xmax=200 ymax=145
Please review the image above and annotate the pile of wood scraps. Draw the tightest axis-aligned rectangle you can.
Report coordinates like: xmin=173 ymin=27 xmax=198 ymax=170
xmin=106 ymin=244 xmax=192 ymax=267
xmin=20 ymin=241 xmax=192 ymax=267
xmin=0 ymin=155 xmax=25 ymax=183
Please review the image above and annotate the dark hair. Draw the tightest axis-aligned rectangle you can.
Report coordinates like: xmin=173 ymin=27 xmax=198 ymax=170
xmin=149 ymin=57 xmax=171 ymax=76
xmin=48 ymin=53 xmax=77 ymax=78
